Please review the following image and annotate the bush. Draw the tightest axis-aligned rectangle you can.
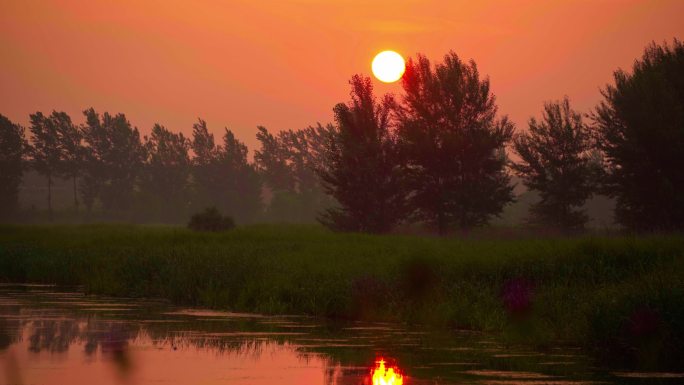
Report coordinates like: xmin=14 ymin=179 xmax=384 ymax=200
xmin=187 ymin=207 xmax=235 ymax=232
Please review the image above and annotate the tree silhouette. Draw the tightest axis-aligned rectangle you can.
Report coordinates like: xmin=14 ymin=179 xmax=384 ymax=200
xmin=254 ymin=125 xmax=333 ymax=222
xmin=592 ymin=40 xmax=684 ymax=231
xmin=190 ymin=119 xmax=261 ymax=223
xmin=397 ymin=52 xmax=514 ymax=234
xmin=318 ymin=75 xmax=406 ymax=233
xmin=53 ymin=111 xmax=83 ymax=209
xmin=81 ymin=108 xmax=146 ymax=215
xmin=191 ymin=118 xmax=220 ymax=210
xmin=142 ymin=124 xmax=191 ymax=222
xmin=215 ymin=128 xmax=262 ymax=223
xmin=512 ymin=97 xmax=597 ymax=231
xmin=302 ymin=123 xmax=337 ymax=177
xmin=254 ymin=126 xmax=295 ymax=193
xmin=285 ymin=125 xmax=336 ymax=221
xmin=0 ymin=114 xmax=27 ymax=220
xmin=280 ymin=129 xmax=317 ymax=197
xmin=28 ymin=111 xmax=62 ymax=220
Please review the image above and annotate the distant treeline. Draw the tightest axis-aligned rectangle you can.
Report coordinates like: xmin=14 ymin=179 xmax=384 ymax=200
xmin=1 ymin=39 xmax=682 ymax=233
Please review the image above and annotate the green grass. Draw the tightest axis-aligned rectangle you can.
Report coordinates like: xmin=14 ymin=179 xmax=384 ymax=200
xmin=1 ymin=223 xmax=683 ymax=369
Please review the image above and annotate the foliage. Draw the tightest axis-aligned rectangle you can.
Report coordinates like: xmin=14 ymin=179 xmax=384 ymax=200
xmin=81 ymin=108 xmax=146 ymax=214
xmin=187 ymin=207 xmax=235 ymax=232
xmin=319 ymin=75 xmax=406 ymax=233
xmin=141 ymin=124 xmax=192 ymax=222
xmin=592 ymin=39 xmax=684 ymax=231
xmin=512 ymin=97 xmax=598 ymax=231
xmin=254 ymin=126 xmax=295 ymax=192
xmin=191 ymin=119 xmax=221 ymax=209
xmin=191 ymin=119 xmax=262 ymax=223
xmin=28 ymin=111 xmax=64 ymax=219
xmin=397 ymin=52 xmax=514 ymax=234
xmin=0 ymin=114 xmax=27 ymax=220
xmin=6 ymin=44 xmax=684 ymax=233
xmin=215 ymin=129 xmax=262 ymax=223
xmin=256 ymin=124 xmax=335 ymax=222
xmin=54 ymin=111 xmax=84 ymax=209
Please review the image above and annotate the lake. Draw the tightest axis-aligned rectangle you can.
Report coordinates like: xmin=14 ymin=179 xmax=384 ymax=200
xmin=1 ymin=284 xmax=681 ymax=385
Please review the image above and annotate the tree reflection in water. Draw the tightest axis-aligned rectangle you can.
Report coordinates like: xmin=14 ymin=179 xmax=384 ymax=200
xmin=0 ymin=285 xmax=656 ymax=385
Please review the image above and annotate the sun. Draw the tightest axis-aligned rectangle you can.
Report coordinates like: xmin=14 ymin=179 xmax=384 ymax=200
xmin=372 ymin=50 xmax=405 ymax=83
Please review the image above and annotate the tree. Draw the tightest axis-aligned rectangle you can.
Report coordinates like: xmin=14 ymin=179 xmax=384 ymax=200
xmin=280 ymin=129 xmax=316 ymax=196
xmin=254 ymin=126 xmax=295 ymax=192
xmin=79 ymin=170 xmax=98 ymax=213
xmin=190 ymin=119 xmax=261 ymax=223
xmin=52 ymin=111 xmax=83 ymax=209
xmin=318 ymin=75 xmax=406 ymax=233
xmin=397 ymin=52 xmax=514 ymax=234
xmin=0 ymin=114 xmax=27 ymax=220
xmin=592 ymin=40 xmax=684 ymax=231
xmin=512 ymin=97 xmax=597 ymax=231
xmin=282 ymin=124 xmax=336 ymax=221
xmin=190 ymin=118 xmax=220 ymax=210
xmin=28 ymin=111 xmax=62 ymax=220
xmin=302 ymin=123 xmax=337 ymax=176
xmin=255 ymin=125 xmax=333 ymax=222
xmin=141 ymin=124 xmax=191 ymax=222
xmin=81 ymin=108 xmax=146 ymax=215
xmin=215 ymin=128 xmax=262 ymax=223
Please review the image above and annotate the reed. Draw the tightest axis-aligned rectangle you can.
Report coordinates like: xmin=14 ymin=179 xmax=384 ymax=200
xmin=1 ymin=224 xmax=682 ymax=369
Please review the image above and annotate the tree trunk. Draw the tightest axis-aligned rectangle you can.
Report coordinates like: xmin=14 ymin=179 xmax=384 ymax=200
xmin=436 ymin=180 xmax=447 ymax=236
xmin=73 ymin=175 xmax=79 ymax=209
xmin=47 ymin=174 xmax=53 ymax=222
xmin=437 ymin=211 xmax=447 ymax=236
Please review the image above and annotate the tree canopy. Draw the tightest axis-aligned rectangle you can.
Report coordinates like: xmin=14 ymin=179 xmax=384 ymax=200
xmin=512 ymin=97 xmax=597 ymax=231
xmin=0 ymin=114 xmax=27 ymax=220
xmin=318 ymin=75 xmax=406 ymax=233
xmin=397 ymin=52 xmax=514 ymax=233
xmin=592 ymin=39 xmax=684 ymax=231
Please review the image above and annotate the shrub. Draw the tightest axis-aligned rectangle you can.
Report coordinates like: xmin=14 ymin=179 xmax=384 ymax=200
xmin=187 ymin=207 xmax=235 ymax=232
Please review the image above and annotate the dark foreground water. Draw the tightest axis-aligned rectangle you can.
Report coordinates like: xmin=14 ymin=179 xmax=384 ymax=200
xmin=1 ymin=284 xmax=682 ymax=385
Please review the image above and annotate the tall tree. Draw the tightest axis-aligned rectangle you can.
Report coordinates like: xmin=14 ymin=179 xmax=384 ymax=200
xmin=397 ymin=52 xmax=514 ymax=234
xmin=52 ymin=111 xmax=83 ymax=209
xmin=190 ymin=119 xmax=262 ymax=223
xmin=190 ymin=119 xmax=218 ymax=209
xmin=81 ymin=108 xmax=145 ymax=214
xmin=254 ymin=126 xmax=295 ymax=193
xmin=255 ymin=127 xmax=331 ymax=222
xmin=279 ymin=125 xmax=336 ymax=222
xmin=215 ymin=128 xmax=262 ymax=223
xmin=0 ymin=114 xmax=27 ymax=220
xmin=592 ymin=40 xmax=684 ymax=231
xmin=512 ymin=97 xmax=597 ymax=231
xmin=28 ymin=111 xmax=62 ymax=220
xmin=142 ymin=124 xmax=191 ymax=222
xmin=318 ymin=75 xmax=406 ymax=233
xmin=280 ymin=129 xmax=316 ymax=195
xmin=302 ymin=123 xmax=337 ymax=176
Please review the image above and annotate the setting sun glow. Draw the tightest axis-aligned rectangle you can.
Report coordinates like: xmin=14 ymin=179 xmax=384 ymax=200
xmin=372 ymin=51 xmax=406 ymax=83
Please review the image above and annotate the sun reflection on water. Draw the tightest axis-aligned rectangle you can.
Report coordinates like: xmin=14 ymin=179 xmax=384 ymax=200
xmin=371 ymin=358 xmax=403 ymax=385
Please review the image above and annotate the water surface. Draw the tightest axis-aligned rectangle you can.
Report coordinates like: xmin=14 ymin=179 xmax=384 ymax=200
xmin=1 ymin=284 xmax=680 ymax=385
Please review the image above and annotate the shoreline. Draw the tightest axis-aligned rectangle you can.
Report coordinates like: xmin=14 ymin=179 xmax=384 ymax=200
xmin=1 ymin=223 xmax=683 ymax=370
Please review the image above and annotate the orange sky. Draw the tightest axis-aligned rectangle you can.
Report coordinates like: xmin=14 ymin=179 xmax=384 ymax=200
xmin=1 ymin=0 xmax=683 ymax=152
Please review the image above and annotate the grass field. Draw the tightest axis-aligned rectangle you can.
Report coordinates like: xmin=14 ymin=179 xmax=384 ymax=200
xmin=1 ymin=224 xmax=683 ymax=369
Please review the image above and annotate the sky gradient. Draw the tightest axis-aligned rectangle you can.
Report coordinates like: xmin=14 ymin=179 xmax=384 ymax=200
xmin=2 ymin=0 xmax=683 ymax=151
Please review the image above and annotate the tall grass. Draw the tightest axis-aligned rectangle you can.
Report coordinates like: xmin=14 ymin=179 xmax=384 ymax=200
xmin=1 ymin=224 xmax=682 ymax=369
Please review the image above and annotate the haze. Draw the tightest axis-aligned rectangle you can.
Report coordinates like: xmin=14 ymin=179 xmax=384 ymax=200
xmin=1 ymin=0 xmax=683 ymax=150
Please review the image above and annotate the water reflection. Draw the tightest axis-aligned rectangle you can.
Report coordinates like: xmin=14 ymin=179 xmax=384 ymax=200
xmin=372 ymin=358 xmax=403 ymax=385
xmin=1 ymin=285 xmax=682 ymax=385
